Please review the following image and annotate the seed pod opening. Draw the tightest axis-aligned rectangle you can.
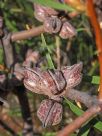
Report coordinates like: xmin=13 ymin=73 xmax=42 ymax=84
xmin=44 ymin=16 xmax=62 ymax=34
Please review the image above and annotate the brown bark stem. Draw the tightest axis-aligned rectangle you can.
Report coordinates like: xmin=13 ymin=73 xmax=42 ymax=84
xmin=86 ymin=0 xmax=102 ymax=100
xmin=15 ymin=86 xmax=34 ymax=136
xmin=11 ymin=25 xmax=44 ymax=42
xmin=67 ymin=89 xmax=98 ymax=108
xmin=0 ymin=119 xmax=18 ymax=136
xmin=57 ymin=105 xmax=101 ymax=136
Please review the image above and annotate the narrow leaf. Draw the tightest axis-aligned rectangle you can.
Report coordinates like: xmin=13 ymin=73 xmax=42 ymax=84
xmin=30 ymin=0 xmax=75 ymax=12
xmin=41 ymin=34 xmax=55 ymax=69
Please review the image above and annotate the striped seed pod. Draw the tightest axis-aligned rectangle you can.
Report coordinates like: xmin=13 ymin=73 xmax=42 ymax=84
xmin=24 ymin=67 xmax=66 ymax=96
xmin=59 ymin=21 xmax=77 ymax=39
xmin=44 ymin=16 xmax=62 ymax=34
xmin=24 ymin=62 xmax=82 ymax=98
xmin=34 ymin=3 xmax=58 ymax=22
xmin=37 ymin=99 xmax=63 ymax=127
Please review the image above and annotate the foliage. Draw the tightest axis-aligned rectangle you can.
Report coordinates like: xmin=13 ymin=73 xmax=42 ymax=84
xmin=0 ymin=0 xmax=102 ymax=135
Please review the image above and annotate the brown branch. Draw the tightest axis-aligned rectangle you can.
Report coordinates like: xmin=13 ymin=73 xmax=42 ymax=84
xmin=1 ymin=32 xmax=14 ymax=69
xmin=86 ymin=0 xmax=102 ymax=100
xmin=57 ymin=105 xmax=101 ymax=136
xmin=66 ymin=89 xmax=98 ymax=108
xmin=11 ymin=25 xmax=44 ymax=42
xmin=0 ymin=119 xmax=18 ymax=136
xmin=15 ymin=86 xmax=34 ymax=136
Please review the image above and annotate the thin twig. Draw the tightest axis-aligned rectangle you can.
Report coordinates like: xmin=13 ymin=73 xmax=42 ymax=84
xmin=57 ymin=105 xmax=101 ymax=136
xmin=55 ymin=36 xmax=61 ymax=69
xmin=11 ymin=25 xmax=44 ymax=42
xmin=66 ymin=89 xmax=98 ymax=108
xmin=0 ymin=119 xmax=19 ymax=136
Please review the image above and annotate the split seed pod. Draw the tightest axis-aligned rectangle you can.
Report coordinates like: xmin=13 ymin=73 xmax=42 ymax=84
xmin=62 ymin=62 xmax=83 ymax=88
xmin=44 ymin=16 xmax=62 ymax=34
xmin=59 ymin=21 xmax=77 ymax=39
xmin=24 ymin=67 xmax=66 ymax=96
xmin=34 ymin=3 xmax=58 ymax=22
xmin=24 ymin=62 xmax=82 ymax=98
xmin=37 ymin=99 xmax=63 ymax=127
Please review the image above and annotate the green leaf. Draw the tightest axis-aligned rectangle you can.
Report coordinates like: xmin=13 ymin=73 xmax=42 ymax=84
xmin=42 ymin=132 xmax=56 ymax=136
xmin=41 ymin=34 xmax=55 ymax=69
xmin=30 ymin=0 xmax=75 ymax=12
xmin=94 ymin=121 xmax=102 ymax=132
xmin=81 ymin=130 xmax=89 ymax=136
xmin=64 ymin=98 xmax=102 ymax=132
xmin=83 ymin=75 xmax=100 ymax=84
xmin=91 ymin=76 xmax=100 ymax=84
xmin=64 ymin=97 xmax=84 ymax=116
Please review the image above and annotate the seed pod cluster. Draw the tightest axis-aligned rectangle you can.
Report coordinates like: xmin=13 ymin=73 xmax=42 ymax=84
xmin=34 ymin=2 xmax=77 ymax=39
xmin=24 ymin=62 xmax=83 ymax=126
xmin=24 ymin=67 xmax=66 ymax=96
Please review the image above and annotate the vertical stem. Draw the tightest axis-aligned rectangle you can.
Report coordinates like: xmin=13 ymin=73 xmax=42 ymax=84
xmin=15 ymin=86 xmax=34 ymax=136
xmin=55 ymin=36 xmax=61 ymax=69
xmin=86 ymin=0 xmax=102 ymax=100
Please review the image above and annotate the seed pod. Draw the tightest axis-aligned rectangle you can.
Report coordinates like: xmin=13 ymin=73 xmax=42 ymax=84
xmin=34 ymin=3 xmax=58 ymax=22
xmin=37 ymin=99 xmax=63 ymax=127
xmin=24 ymin=67 xmax=66 ymax=96
xmin=43 ymin=69 xmax=66 ymax=95
xmin=62 ymin=62 xmax=83 ymax=88
xmin=44 ymin=16 xmax=62 ymax=34
xmin=59 ymin=21 xmax=77 ymax=39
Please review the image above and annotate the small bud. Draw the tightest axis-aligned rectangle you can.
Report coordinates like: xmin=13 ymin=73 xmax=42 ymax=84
xmin=37 ymin=99 xmax=63 ymax=127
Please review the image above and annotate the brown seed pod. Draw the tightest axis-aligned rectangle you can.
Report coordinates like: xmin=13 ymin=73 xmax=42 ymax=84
xmin=34 ymin=3 xmax=58 ymax=22
xmin=59 ymin=21 xmax=77 ymax=39
xmin=24 ymin=67 xmax=66 ymax=96
xmin=44 ymin=16 xmax=62 ymax=34
xmin=37 ymin=99 xmax=63 ymax=127
xmin=24 ymin=63 xmax=83 ymax=127
xmin=24 ymin=62 xmax=82 ymax=98
xmin=62 ymin=62 xmax=83 ymax=88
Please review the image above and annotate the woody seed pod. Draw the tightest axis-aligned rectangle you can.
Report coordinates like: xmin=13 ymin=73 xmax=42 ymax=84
xmin=34 ymin=3 xmax=58 ymax=22
xmin=37 ymin=99 xmax=63 ymax=127
xmin=44 ymin=16 xmax=62 ymax=34
xmin=59 ymin=21 xmax=77 ymax=39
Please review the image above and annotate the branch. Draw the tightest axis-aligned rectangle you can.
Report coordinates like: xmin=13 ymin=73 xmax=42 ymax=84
xmin=0 ymin=119 xmax=18 ymax=136
xmin=86 ymin=0 xmax=102 ymax=100
xmin=66 ymin=89 xmax=98 ymax=108
xmin=57 ymin=105 xmax=101 ymax=136
xmin=15 ymin=86 xmax=34 ymax=136
xmin=1 ymin=32 xmax=14 ymax=69
xmin=11 ymin=25 xmax=44 ymax=42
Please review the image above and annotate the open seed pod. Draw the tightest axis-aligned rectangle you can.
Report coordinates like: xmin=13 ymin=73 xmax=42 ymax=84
xmin=62 ymin=62 xmax=83 ymax=88
xmin=34 ymin=3 xmax=58 ymax=22
xmin=24 ymin=67 xmax=66 ymax=96
xmin=44 ymin=16 xmax=62 ymax=34
xmin=37 ymin=99 xmax=63 ymax=127
xmin=59 ymin=21 xmax=77 ymax=39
